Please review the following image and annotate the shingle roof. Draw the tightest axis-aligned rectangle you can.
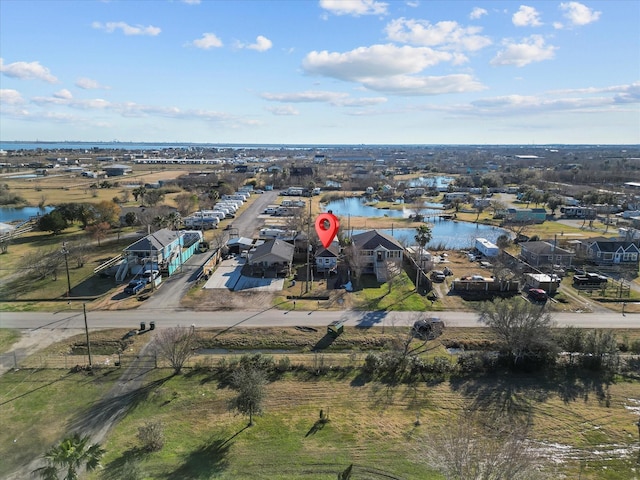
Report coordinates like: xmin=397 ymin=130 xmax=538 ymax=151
xmin=519 ymin=241 xmax=573 ymax=255
xmin=125 ymin=228 xmax=179 ymax=252
xmin=250 ymin=238 xmax=294 ymax=263
xmin=351 ymin=230 xmax=403 ymax=251
xmin=590 ymin=240 xmax=640 ymax=253
xmin=316 ymin=242 xmax=340 ymax=257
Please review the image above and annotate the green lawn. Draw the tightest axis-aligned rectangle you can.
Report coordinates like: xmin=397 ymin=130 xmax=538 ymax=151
xmin=0 ymin=329 xmax=20 ymax=353
xmin=0 ymin=369 xmax=119 ymax=478
xmin=2 ymin=327 xmax=639 ymax=480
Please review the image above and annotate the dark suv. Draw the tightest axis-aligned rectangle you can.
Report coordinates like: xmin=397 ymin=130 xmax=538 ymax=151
xmin=125 ymin=279 xmax=146 ymax=295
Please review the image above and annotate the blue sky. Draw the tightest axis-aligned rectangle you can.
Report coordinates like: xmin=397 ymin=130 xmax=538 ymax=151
xmin=1 ymin=0 xmax=638 ymax=144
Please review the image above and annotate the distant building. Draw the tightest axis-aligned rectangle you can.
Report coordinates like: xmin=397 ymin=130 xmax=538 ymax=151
xmin=504 ymin=208 xmax=547 ymax=224
xmin=104 ymin=164 xmax=132 ymax=176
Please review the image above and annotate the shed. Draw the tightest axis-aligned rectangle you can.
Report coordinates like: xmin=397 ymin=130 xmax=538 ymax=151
xmin=475 ymin=238 xmax=499 ymax=257
xmin=524 ymin=273 xmax=559 ymax=293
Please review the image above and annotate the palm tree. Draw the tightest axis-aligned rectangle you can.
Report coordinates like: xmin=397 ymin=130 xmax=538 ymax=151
xmin=414 ymin=225 xmax=432 ymax=291
xmin=34 ymin=433 xmax=105 ymax=480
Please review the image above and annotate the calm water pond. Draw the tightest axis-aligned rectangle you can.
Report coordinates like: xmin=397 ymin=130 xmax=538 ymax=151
xmin=350 ymin=224 xmax=507 ymax=250
xmin=0 ymin=206 xmax=53 ymax=222
xmin=323 ymin=198 xmax=507 ymax=249
xmin=324 ymin=197 xmax=443 ymax=219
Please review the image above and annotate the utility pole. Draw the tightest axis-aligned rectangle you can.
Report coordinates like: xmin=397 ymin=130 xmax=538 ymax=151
xmin=62 ymin=242 xmax=71 ymax=303
xmin=83 ymin=303 xmax=92 ymax=367
xmin=306 ymin=198 xmax=311 ymax=294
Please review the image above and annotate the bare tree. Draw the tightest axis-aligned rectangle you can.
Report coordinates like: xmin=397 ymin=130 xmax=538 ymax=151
xmin=152 ymin=326 xmax=199 ymax=374
xmin=417 ymin=410 xmax=548 ymax=480
xmin=479 ymin=297 xmax=556 ymax=367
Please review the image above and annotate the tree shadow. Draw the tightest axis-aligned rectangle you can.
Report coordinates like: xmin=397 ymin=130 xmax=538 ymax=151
xmin=355 ymin=310 xmax=389 ymax=328
xmin=161 ymin=429 xmax=243 ymax=479
xmin=305 ymin=418 xmax=329 ymax=437
xmin=552 ymin=367 xmax=612 ymax=405
xmin=450 ymin=371 xmax=550 ymax=422
xmin=101 ymin=446 xmax=146 ymax=480
xmin=67 ymin=375 xmax=173 ymax=434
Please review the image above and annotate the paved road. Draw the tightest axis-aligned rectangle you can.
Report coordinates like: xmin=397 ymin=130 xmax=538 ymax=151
xmin=138 ymin=190 xmax=279 ymax=310
xmin=1 ymin=309 xmax=637 ymax=332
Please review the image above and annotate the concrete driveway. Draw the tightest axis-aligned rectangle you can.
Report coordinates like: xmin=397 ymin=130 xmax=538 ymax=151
xmin=203 ymin=255 xmax=284 ymax=292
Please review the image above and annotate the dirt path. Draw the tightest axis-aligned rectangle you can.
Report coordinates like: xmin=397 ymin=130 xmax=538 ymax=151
xmin=4 ymin=337 xmax=160 ymax=480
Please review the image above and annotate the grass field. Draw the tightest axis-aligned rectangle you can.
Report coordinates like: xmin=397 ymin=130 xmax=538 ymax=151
xmin=1 ymin=328 xmax=639 ymax=479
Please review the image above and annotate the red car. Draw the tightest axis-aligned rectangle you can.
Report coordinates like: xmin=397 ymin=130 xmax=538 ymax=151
xmin=528 ymin=288 xmax=547 ymax=301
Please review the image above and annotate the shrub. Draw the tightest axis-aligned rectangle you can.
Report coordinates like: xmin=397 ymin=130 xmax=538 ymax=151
xmin=137 ymin=421 xmax=165 ymax=452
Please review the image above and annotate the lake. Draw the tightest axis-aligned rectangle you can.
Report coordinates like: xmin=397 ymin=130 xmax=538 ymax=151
xmin=349 ymin=224 xmax=507 ymax=250
xmin=323 ymin=199 xmax=507 ymax=249
xmin=0 ymin=206 xmax=53 ymax=223
xmin=324 ymin=197 xmax=443 ymax=219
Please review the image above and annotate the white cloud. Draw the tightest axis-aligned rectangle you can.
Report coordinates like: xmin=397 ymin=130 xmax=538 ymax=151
xmin=91 ymin=21 xmax=161 ymax=36
xmin=359 ymin=74 xmax=485 ymax=95
xmin=25 ymin=91 xmax=259 ymax=128
xmin=191 ymin=33 xmax=223 ymax=49
xmin=559 ymin=2 xmax=601 ymax=26
xmin=75 ymin=77 xmax=110 ymax=90
xmin=319 ymin=0 xmax=388 ymax=16
xmin=0 ymin=89 xmax=24 ymax=105
xmin=303 ymin=44 xmax=456 ymax=81
xmin=266 ymin=105 xmax=299 ymax=115
xmin=512 ymin=5 xmax=543 ymax=27
xmin=261 ymin=90 xmax=387 ymax=106
xmin=385 ymin=18 xmax=491 ymax=52
xmin=406 ymin=1 xmax=419 ymax=7
xmin=490 ymin=35 xmax=557 ymax=67
xmin=239 ymin=35 xmax=273 ymax=52
xmin=469 ymin=7 xmax=488 ymax=20
xmin=53 ymin=89 xmax=73 ymax=100
xmin=0 ymin=58 xmax=58 ymax=83
xmin=182 ymin=0 xmax=201 ymax=4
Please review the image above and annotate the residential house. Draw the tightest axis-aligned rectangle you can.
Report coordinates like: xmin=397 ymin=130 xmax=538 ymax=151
xmin=119 ymin=228 xmax=203 ymax=281
xmin=560 ymin=206 xmax=597 ymax=219
xmin=315 ymin=241 xmax=340 ymax=275
xmin=104 ymin=164 xmax=132 ymax=176
xmin=519 ymin=241 xmax=575 ymax=268
xmin=350 ymin=230 xmax=404 ymax=282
xmin=504 ymin=208 xmax=547 ymax=224
xmin=579 ymin=238 xmax=640 ymax=269
xmin=247 ymin=238 xmax=294 ymax=276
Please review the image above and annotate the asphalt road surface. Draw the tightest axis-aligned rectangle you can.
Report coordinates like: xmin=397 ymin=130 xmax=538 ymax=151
xmin=1 ymin=309 xmax=637 ymax=332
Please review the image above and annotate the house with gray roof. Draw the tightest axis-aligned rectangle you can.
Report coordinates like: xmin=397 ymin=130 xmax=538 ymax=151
xmin=519 ymin=241 xmax=575 ymax=268
xmin=350 ymin=230 xmax=404 ymax=281
xmin=248 ymin=238 xmax=294 ymax=276
xmin=315 ymin=241 xmax=340 ymax=274
xmin=581 ymin=238 xmax=640 ymax=270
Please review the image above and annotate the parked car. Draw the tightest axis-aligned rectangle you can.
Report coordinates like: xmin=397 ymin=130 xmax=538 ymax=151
xmin=430 ymin=270 xmax=446 ymax=282
xmin=255 ymin=189 xmax=264 ymax=194
xmin=528 ymin=288 xmax=547 ymax=302
xmin=125 ymin=279 xmax=146 ymax=295
xmin=412 ymin=317 xmax=445 ymax=340
xmin=143 ymin=270 xmax=160 ymax=283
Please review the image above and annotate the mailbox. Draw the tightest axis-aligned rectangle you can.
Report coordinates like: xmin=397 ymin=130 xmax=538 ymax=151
xmin=327 ymin=320 xmax=344 ymax=337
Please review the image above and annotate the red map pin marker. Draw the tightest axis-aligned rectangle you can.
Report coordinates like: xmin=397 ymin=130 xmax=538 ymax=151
xmin=315 ymin=212 xmax=340 ymax=248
